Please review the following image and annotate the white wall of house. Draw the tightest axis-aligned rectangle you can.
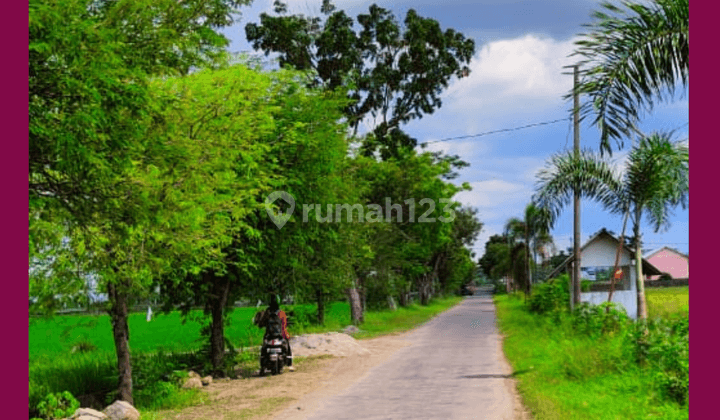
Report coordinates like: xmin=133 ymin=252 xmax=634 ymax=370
xmin=580 ymin=235 xmax=633 ymax=267
xmin=579 ymin=234 xmax=638 ymax=319
xmin=581 ymin=290 xmax=637 ymax=319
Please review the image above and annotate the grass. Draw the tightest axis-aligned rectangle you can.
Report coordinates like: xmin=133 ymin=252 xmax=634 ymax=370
xmin=646 ymin=286 xmax=689 ymax=319
xmin=495 ymin=294 xmax=688 ymax=420
xmin=30 ymin=295 xmax=463 ymax=417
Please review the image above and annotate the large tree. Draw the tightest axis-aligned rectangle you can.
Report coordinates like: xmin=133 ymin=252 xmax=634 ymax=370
xmin=29 ymin=0 xmax=253 ymax=403
xmin=245 ymin=0 xmax=475 ymax=159
xmin=570 ymin=0 xmax=689 ymax=154
xmin=534 ymin=132 xmax=688 ymax=320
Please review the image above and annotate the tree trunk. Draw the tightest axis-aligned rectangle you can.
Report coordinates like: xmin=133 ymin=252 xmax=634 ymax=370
xmin=315 ymin=288 xmax=325 ymax=325
xmin=608 ymin=211 xmax=630 ymax=306
xmin=398 ymin=289 xmax=408 ymax=307
xmin=358 ymin=276 xmax=367 ymax=314
xmin=347 ymin=285 xmax=363 ymax=325
xmin=107 ymin=280 xmax=133 ymax=404
xmin=525 ymin=228 xmax=532 ymax=297
xmin=634 ymin=209 xmax=648 ymax=320
xmin=419 ymin=276 xmax=430 ymax=306
xmin=209 ymin=272 xmax=230 ymax=376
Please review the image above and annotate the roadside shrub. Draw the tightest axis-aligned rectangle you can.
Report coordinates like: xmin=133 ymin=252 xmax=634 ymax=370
xmin=32 ymin=391 xmax=80 ymax=420
xmin=528 ymin=275 xmax=569 ymax=314
xmin=631 ymin=316 xmax=689 ymax=404
xmin=572 ymin=302 xmax=630 ymax=337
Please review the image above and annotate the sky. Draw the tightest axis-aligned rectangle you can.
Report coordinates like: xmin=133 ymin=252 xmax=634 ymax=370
xmin=219 ymin=0 xmax=690 ymax=260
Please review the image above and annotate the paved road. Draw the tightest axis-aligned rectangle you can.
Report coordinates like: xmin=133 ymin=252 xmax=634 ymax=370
xmin=305 ymin=287 xmax=518 ymax=420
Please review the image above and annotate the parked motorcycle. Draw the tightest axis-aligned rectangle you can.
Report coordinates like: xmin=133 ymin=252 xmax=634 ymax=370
xmin=260 ymin=336 xmax=288 ymax=375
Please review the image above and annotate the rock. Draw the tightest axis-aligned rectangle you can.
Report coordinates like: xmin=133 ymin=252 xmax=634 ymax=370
xmin=201 ymin=376 xmax=213 ymax=386
xmin=343 ymin=325 xmax=361 ymax=334
xmin=72 ymin=408 xmax=108 ymax=419
xmin=103 ymin=401 xmax=140 ymax=420
xmin=187 ymin=370 xmax=201 ymax=379
xmin=182 ymin=377 xmax=203 ymax=389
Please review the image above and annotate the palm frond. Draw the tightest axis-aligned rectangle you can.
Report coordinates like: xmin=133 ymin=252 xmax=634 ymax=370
xmin=625 ymin=131 xmax=689 ymax=232
xmin=533 ymin=149 xmax=624 ymax=227
xmin=568 ymin=0 xmax=689 ymax=154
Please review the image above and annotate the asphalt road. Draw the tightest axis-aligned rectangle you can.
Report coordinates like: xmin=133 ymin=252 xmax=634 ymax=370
xmin=305 ymin=287 xmax=518 ymax=420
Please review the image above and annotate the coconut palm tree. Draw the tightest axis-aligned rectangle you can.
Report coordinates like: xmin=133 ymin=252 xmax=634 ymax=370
xmin=534 ymin=132 xmax=688 ymax=319
xmin=570 ymin=0 xmax=689 ymax=155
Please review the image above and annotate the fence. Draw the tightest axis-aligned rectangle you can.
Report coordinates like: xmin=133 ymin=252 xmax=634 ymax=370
xmin=644 ymin=278 xmax=689 ymax=288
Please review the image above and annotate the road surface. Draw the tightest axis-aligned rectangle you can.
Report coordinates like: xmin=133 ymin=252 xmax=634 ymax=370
xmin=292 ymin=287 xmax=521 ymax=420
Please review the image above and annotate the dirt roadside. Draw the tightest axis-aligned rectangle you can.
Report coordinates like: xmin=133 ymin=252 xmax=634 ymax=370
xmin=148 ymin=333 xmax=414 ymax=420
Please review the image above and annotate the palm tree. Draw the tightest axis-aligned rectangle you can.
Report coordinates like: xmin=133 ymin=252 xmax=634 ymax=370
xmin=570 ymin=0 xmax=689 ymax=154
xmin=503 ymin=203 xmax=552 ymax=296
xmin=535 ymin=132 xmax=688 ymax=319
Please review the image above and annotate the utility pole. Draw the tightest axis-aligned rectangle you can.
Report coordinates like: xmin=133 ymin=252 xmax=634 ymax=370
xmin=572 ymin=65 xmax=581 ymax=309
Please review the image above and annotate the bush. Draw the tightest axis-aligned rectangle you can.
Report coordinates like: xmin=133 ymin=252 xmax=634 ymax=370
xmin=287 ymin=305 xmax=317 ymax=329
xmin=572 ymin=302 xmax=630 ymax=337
xmin=528 ymin=275 xmax=569 ymax=314
xmin=33 ymin=391 xmax=80 ymax=420
xmin=631 ymin=316 xmax=689 ymax=405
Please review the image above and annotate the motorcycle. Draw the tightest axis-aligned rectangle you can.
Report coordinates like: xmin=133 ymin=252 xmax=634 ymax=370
xmin=260 ymin=336 xmax=288 ymax=376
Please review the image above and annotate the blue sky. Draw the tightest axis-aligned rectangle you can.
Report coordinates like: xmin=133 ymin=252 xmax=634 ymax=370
xmin=220 ymin=0 xmax=689 ymax=259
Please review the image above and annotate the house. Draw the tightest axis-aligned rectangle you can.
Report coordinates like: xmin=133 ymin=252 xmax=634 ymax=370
xmin=645 ymin=247 xmax=689 ymax=280
xmin=546 ymin=229 xmax=662 ymax=319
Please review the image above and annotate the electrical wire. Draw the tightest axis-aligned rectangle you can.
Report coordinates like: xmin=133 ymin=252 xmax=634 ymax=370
xmin=421 ymin=117 xmax=571 ymax=145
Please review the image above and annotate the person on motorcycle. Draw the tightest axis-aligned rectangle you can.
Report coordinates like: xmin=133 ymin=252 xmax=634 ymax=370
xmin=255 ymin=294 xmax=294 ymax=372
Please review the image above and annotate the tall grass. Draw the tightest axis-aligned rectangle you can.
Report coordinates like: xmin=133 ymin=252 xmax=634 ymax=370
xmin=646 ymin=286 xmax=689 ymax=319
xmin=496 ymin=293 xmax=688 ymax=419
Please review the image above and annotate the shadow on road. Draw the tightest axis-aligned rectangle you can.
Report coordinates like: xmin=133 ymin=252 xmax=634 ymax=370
xmin=460 ymin=369 xmax=531 ymax=379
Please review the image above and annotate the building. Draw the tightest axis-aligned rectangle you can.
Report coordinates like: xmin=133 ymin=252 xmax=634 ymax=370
xmin=546 ymin=229 xmax=662 ymax=319
xmin=645 ymin=247 xmax=689 ymax=280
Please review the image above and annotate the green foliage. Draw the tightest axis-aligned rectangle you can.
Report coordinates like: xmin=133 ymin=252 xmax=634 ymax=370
xmin=245 ymin=0 xmax=475 ymax=159
xmin=571 ymin=302 xmax=630 ymax=337
xmin=528 ymin=275 xmax=570 ymax=315
xmin=119 ymin=351 xmax=207 ymax=410
xmin=570 ymin=0 xmax=689 ymax=154
xmin=631 ymin=317 xmax=689 ymax=404
xmin=495 ymin=294 xmax=688 ymax=419
xmin=34 ymin=391 xmax=80 ymax=420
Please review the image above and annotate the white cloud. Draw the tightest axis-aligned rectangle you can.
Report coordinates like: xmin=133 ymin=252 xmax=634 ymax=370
xmin=454 ymin=179 xmax=531 ymax=213
xmin=442 ymin=35 xmax=577 ymax=116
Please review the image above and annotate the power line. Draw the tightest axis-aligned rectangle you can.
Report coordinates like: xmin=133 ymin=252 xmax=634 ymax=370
xmin=421 ymin=117 xmax=571 ymax=145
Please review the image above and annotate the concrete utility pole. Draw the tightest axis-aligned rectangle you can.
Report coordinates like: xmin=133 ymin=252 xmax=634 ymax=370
xmin=572 ymin=65 xmax=581 ymax=309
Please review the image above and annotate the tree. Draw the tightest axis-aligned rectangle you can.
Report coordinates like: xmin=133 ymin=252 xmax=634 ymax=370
xmin=30 ymin=0 xmax=253 ymax=402
xmin=478 ymin=235 xmax=509 ymax=282
xmin=245 ymin=0 xmax=475 ymax=159
xmin=503 ymin=203 xmax=552 ymax=296
xmin=154 ymin=64 xmax=353 ymax=373
xmin=535 ymin=132 xmax=688 ymax=320
xmin=569 ymin=0 xmax=689 ymax=154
